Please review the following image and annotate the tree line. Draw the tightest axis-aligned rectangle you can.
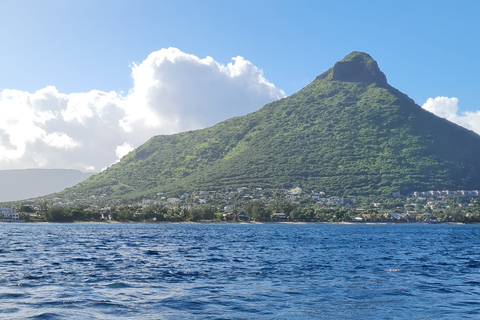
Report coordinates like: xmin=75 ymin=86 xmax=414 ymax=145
xmin=17 ymin=197 xmax=480 ymax=223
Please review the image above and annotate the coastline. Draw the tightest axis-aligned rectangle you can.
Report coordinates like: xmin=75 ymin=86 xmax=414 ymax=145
xmin=12 ymin=220 xmax=470 ymax=225
xmin=0 ymin=219 xmax=25 ymax=223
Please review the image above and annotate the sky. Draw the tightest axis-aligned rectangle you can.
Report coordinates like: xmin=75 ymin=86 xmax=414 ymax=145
xmin=0 ymin=0 xmax=479 ymax=172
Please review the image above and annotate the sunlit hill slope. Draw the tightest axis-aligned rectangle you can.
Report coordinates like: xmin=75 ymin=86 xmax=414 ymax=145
xmin=62 ymin=52 xmax=480 ymax=200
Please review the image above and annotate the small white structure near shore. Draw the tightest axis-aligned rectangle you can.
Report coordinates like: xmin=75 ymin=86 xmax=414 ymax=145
xmin=0 ymin=208 xmax=19 ymax=220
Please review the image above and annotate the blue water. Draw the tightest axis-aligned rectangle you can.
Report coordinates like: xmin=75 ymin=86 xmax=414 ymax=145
xmin=1 ymin=223 xmax=480 ymax=319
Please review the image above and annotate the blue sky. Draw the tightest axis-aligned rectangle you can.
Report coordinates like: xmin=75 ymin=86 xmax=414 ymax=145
xmin=1 ymin=0 xmax=478 ymax=105
xmin=0 ymin=0 xmax=479 ymax=171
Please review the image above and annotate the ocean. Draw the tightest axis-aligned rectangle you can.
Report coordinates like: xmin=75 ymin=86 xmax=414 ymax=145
xmin=1 ymin=223 xmax=479 ymax=319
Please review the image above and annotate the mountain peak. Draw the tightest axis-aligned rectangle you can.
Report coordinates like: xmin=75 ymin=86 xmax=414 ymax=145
xmin=62 ymin=51 xmax=480 ymax=200
xmin=324 ymin=51 xmax=388 ymax=86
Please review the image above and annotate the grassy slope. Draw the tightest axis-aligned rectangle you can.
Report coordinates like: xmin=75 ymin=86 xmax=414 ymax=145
xmin=64 ymin=60 xmax=480 ymax=200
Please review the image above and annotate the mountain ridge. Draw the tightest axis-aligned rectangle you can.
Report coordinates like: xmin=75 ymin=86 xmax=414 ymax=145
xmin=60 ymin=51 xmax=480 ymax=201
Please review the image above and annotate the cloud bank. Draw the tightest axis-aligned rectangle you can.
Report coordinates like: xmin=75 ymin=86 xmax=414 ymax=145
xmin=422 ymin=97 xmax=480 ymax=135
xmin=0 ymin=48 xmax=285 ymax=172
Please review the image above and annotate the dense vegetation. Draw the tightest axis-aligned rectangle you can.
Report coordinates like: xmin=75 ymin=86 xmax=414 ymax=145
xmin=19 ymin=194 xmax=480 ymax=224
xmin=61 ymin=52 xmax=480 ymax=201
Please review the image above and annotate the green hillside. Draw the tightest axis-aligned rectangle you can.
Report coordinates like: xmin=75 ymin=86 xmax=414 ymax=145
xmin=64 ymin=52 xmax=480 ymax=200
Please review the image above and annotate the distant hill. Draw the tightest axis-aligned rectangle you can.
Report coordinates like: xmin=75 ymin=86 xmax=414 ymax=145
xmin=62 ymin=51 xmax=480 ymax=200
xmin=0 ymin=169 xmax=93 ymax=202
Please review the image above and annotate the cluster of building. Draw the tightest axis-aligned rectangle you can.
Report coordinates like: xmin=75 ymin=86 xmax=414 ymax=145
xmin=353 ymin=211 xmax=439 ymax=223
xmin=412 ymin=190 xmax=480 ymax=198
xmin=0 ymin=208 xmax=19 ymax=220
xmin=143 ymin=187 xmax=357 ymax=209
xmin=4 ymin=185 xmax=479 ymax=223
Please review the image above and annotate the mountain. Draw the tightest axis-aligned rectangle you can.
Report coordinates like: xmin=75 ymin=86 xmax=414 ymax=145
xmin=62 ymin=52 xmax=480 ymax=200
xmin=0 ymin=169 xmax=93 ymax=202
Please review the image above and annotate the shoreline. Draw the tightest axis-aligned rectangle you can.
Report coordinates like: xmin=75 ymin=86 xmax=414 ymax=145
xmin=9 ymin=220 xmax=470 ymax=225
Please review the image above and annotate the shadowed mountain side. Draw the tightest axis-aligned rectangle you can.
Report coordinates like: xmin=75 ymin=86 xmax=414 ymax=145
xmin=0 ymin=169 xmax=93 ymax=202
xmin=61 ymin=52 xmax=480 ymax=200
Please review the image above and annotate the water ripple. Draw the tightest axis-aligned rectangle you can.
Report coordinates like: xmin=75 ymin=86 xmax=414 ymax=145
xmin=1 ymin=223 xmax=480 ymax=319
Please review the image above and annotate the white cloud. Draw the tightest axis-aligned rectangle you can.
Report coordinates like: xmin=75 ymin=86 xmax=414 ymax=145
xmin=121 ymin=48 xmax=284 ymax=134
xmin=422 ymin=97 xmax=480 ymax=135
xmin=43 ymin=132 xmax=79 ymax=149
xmin=0 ymin=48 xmax=285 ymax=172
xmin=115 ymin=142 xmax=133 ymax=161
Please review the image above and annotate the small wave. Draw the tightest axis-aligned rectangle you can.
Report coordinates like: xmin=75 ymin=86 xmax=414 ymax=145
xmin=28 ymin=312 xmax=65 ymax=319
xmin=106 ymin=282 xmax=132 ymax=289
xmin=144 ymin=250 xmax=159 ymax=255
xmin=16 ymin=282 xmax=38 ymax=288
xmin=23 ymin=274 xmax=48 ymax=281
xmin=465 ymin=260 xmax=480 ymax=268
xmin=71 ymin=257 xmax=93 ymax=262
xmin=159 ymin=297 xmax=208 ymax=311
xmin=0 ymin=307 xmax=20 ymax=314
xmin=90 ymin=299 xmax=129 ymax=310
xmin=0 ymin=292 xmax=27 ymax=299
xmin=206 ymin=257 xmax=226 ymax=263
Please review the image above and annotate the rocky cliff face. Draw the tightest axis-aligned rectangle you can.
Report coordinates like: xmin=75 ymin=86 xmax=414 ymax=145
xmin=331 ymin=51 xmax=388 ymax=85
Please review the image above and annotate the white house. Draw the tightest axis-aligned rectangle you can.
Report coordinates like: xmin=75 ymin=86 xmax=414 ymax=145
xmin=0 ymin=208 xmax=19 ymax=220
xmin=388 ymin=212 xmax=400 ymax=220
